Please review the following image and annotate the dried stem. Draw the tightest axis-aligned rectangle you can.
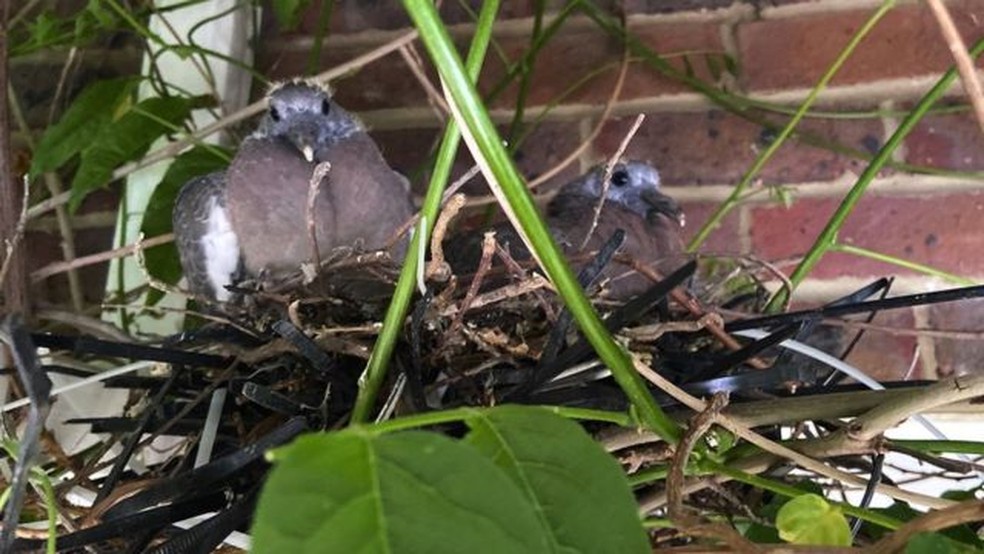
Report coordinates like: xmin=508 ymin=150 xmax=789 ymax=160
xmin=31 ymin=234 xmax=174 ymax=282
xmin=306 ymin=162 xmax=332 ymax=273
xmin=579 ymin=113 xmax=645 ymax=251
xmin=925 ymin=0 xmax=984 ymax=135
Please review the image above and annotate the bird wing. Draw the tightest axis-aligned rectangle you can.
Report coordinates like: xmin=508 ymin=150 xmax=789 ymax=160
xmin=172 ymin=171 xmax=242 ymax=302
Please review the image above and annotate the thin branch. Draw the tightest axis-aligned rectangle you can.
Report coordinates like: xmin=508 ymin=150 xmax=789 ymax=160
xmin=31 ymin=233 xmax=174 ymax=282
xmin=580 ymin=113 xmax=644 ymax=251
xmin=925 ymin=0 xmax=984 ymax=135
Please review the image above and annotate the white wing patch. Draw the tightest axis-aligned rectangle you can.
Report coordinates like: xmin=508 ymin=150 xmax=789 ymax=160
xmin=202 ymin=197 xmax=241 ymax=302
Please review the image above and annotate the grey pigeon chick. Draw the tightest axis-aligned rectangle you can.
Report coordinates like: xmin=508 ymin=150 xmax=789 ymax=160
xmin=445 ymin=161 xmax=685 ymax=300
xmin=172 ymin=80 xmax=415 ymax=304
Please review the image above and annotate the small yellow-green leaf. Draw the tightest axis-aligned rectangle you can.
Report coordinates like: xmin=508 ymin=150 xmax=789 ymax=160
xmin=776 ymin=493 xmax=851 ymax=546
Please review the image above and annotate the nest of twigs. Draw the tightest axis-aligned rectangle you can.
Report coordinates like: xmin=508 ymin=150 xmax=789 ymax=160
xmin=2 ymin=235 xmax=983 ymax=552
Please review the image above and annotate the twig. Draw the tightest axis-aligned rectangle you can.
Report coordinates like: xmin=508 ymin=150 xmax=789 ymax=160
xmin=398 ymin=43 xmax=449 ymax=118
xmin=31 ymin=233 xmax=174 ymax=282
xmin=445 ymin=231 xmax=497 ymax=338
xmin=494 ymin=242 xmax=557 ymax=321
xmin=306 ymin=162 xmax=332 ymax=275
xmin=630 ymin=353 xmax=957 ymax=510
xmin=622 ymin=256 xmax=768 ymax=370
xmin=870 ymin=500 xmax=984 ymax=554
xmin=925 ymin=0 xmax=984 ymax=135
xmin=666 ymin=393 xmax=757 ymax=553
xmin=437 ymin=273 xmax=551 ymax=317
xmin=463 ymin=46 xmax=633 ymax=208
xmin=386 ymin=164 xmax=482 ymax=254
xmin=0 ymin=176 xmax=29 ymax=294
xmin=0 ymin=0 xmax=28 ymax=316
xmin=425 ymin=192 xmax=465 ymax=281
xmin=579 ymin=113 xmax=645 ymax=251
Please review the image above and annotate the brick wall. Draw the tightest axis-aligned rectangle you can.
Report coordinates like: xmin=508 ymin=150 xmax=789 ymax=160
xmin=258 ymin=0 xmax=984 ymax=380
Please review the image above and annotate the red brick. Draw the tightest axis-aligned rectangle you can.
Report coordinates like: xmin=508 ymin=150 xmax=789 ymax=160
xmin=264 ymin=0 xmax=550 ymax=35
xmin=371 ymin=121 xmax=583 ymax=197
xmin=594 ymin=110 xmax=884 ymax=186
xmin=677 ymin=201 xmax=742 ymax=254
xmin=928 ymin=298 xmax=984 ymax=377
xmin=738 ymin=1 xmax=984 ymax=91
xmin=749 ymin=192 xmax=984 ymax=278
xmin=904 ymin=109 xmax=984 ymax=172
xmin=480 ymin=19 xmax=727 ymax=108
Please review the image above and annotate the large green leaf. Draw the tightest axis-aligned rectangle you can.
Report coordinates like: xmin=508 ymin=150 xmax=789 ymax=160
xmin=30 ymin=78 xmax=136 ymax=176
xmin=464 ymin=406 xmax=648 ymax=554
xmin=67 ymin=95 xmax=203 ymax=211
xmin=141 ymin=146 xmax=230 ymax=305
xmin=252 ymin=428 xmax=551 ymax=554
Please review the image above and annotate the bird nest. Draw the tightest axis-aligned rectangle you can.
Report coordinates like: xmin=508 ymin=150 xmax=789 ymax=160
xmin=3 ymin=237 xmax=984 ymax=552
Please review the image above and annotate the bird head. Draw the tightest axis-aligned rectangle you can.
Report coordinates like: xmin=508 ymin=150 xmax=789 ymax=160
xmin=575 ymin=161 xmax=684 ymax=226
xmin=259 ymin=80 xmax=362 ymax=162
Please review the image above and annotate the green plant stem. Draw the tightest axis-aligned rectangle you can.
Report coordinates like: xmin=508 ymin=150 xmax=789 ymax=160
xmin=769 ymin=37 xmax=984 ymax=310
xmin=705 ymin=460 xmax=903 ymax=530
xmin=687 ymin=0 xmax=896 ymax=253
xmin=305 ymin=0 xmax=334 ymax=75
xmin=403 ymin=0 xmax=681 ymax=442
xmin=350 ymin=1 xmax=498 ymax=423
xmin=889 ymin=439 xmax=984 ymax=454
xmin=831 ymin=243 xmax=976 ymax=286
xmin=370 ymin=405 xmax=631 ymax=435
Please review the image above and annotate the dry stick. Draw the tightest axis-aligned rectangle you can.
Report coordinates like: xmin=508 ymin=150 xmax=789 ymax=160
xmin=0 ymin=1 xmax=29 ymax=316
xmin=438 ymin=274 xmax=552 ymax=317
xmin=445 ymin=231 xmax=497 ymax=339
xmin=31 ymin=233 xmax=173 ymax=282
xmin=386 ymin=165 xmax=482 ymax=253
xmin=398 ymin=43 xmax=450 ymax=118
xmin=425 ymin=192 xmax=466 ymax=281
xmin=306 ymin=162 xmax=332 ymax=273
xmin=494 ymin=243 xmax=557 ymax=321
xmin=624 ymin=256 xmax=769 ymax=370
xmin=27 ymin=31 xmax=421 ymax=221
xmin=463 ymin=44 xmax=634 ymax=208
xmin=870 ymin=500 xmax=984 ymax=554
xmin=925 ymin=0 xmax=984 ymax=136
xmin=666 ymin=393 xmax=759 ymax=553
xmin=0 ymin=177 xmax=29 ymax=292
xmin=579 ymin=113 xmax=645 ymax=252
xmin=7 ymin=76 xmax=86 ymax=312
xmin=630 ymin=354 xmax=957 ymax=510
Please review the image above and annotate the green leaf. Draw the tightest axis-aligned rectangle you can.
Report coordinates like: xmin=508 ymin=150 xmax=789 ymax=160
xmin=141 ymin=146 xmax=230 ymax=305
xmin=464 ymin=406 xmax=649 ymax=554
xmin=776 ymin=494 xmax=850 ymax=546
xmin=68 ymin=95 xmax=201 ymax=211
xmin=271 ymin=0 xmax=314 ymax=31
xmin=30 ymin=78 xmax=137 ymax=177
xmin=252 ymin=429 xmax=551 ymax=554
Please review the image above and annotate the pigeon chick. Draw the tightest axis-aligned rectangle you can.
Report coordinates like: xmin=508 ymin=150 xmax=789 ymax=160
xmin=444 ymin=161 xmax=685 ymax=300
xmin=172 ymin=80 xmax=415 ymax=304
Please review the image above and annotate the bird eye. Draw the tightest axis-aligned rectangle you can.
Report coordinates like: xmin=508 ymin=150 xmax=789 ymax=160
xmin=321 ymin=99 xmax=331 ymax=115
xmin=269 ymin=106 xmax=281 ymax=122
xmin=611 ymin=169 xmax=630 ymax=187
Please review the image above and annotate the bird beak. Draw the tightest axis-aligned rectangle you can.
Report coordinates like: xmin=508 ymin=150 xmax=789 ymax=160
xmin=642 ymin=189 xmax=685 ymax=227
xmin=288 ymin=125 xmax=319 ymax=163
